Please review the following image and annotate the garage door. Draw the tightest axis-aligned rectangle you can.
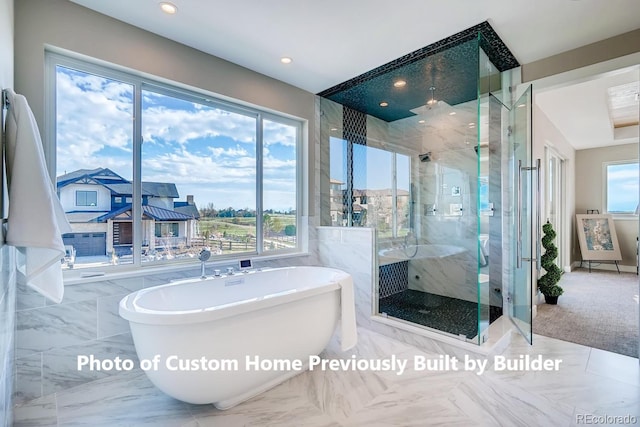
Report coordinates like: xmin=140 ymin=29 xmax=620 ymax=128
xmin=62 ymin=233 xmax=106 ymax=257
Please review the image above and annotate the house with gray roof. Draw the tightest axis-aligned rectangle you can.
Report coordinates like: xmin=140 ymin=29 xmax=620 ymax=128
xmin=57 ymin=168 xmax=199 ymax=258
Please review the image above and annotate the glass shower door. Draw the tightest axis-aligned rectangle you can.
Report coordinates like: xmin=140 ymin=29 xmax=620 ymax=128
xmin=509 ymin=85 xmax=535 ymax=344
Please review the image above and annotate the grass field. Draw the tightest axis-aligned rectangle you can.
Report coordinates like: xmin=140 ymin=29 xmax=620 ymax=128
xmin=199 ymin=215 xmax=296 ymax=240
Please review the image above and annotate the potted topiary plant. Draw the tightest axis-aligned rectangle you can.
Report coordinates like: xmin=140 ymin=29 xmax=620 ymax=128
xmin=537 ymin=221 xmax=563 ymax=304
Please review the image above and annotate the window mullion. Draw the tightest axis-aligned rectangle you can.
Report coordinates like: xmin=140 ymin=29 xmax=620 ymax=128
xmin=256 ymin=114 xmax=264 ymax=254
xmin=132 ymin=83 xmax=143 ymax=266
xmin=392 ymin=153 xmax=399 ymax=238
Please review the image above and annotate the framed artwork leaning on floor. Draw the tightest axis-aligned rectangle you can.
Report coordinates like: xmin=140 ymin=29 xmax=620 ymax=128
xmin=576 ymin=214 xmax=622 ymax=261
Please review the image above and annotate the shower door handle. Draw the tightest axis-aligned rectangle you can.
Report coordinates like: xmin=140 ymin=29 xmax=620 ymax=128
xmin=534 ymin=158 xmax=541 ymax=272
xmin=517 ymin=160 xmax=523 ymax=269
xmin=517 ymin=158 xmax=542 ymax=271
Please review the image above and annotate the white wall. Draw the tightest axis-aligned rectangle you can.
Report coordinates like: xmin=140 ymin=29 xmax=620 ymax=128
xmin=533 ymin=104 xmax=576 ymax=272
xmin=575 ymin=143 xmax=638 ymax=268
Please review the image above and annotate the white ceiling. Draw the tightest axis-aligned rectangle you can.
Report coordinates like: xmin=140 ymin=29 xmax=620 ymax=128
xmin=70 ymin=0 xmax=640 ymax=94
xmin=69 ymin=0 xmax=640 ymax=150
xmin=536 ymin=68 xmax=639 ymax=150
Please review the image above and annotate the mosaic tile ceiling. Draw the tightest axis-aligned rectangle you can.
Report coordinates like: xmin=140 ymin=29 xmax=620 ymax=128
xmin=318 ymin=21 xmax=519 ymax=122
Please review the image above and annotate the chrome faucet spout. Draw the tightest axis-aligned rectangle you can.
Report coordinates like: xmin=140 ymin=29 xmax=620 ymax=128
xmin=200 ymin=261 xmax=206 ymax=279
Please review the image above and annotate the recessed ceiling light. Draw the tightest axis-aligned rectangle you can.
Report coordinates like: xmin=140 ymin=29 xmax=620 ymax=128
xmin=159 ymin=2 xmax=178 ymax=14
xmin=449 ymin=112 xmax=457 ymax=116
xmin=517 ymin=103 xmax=526 ymax=108
xmin=468 ymin=122 xmax=475 ymax=126
xmin=418 ymin=120 xmax=426 ymax=124
xmin=280 ymin=57 xmax=293 ymax=64
xmin=330 ymin=127 xmax=338 ymax=131
xmin=379 ymin=102 xmax=389 ymax=107
xmin=393 ymin=80 xmax=407 ymax=88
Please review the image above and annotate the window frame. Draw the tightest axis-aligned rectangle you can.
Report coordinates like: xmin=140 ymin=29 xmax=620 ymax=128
xmin=602 ymin=159 xmax=639 ymax=218
xmin=45 ymin=51 xmax=304 ymax=275
xmin=155 ymin=222 xmax=180 ymax=238
xmin=75 ymin=190 xmax=97 ymax=207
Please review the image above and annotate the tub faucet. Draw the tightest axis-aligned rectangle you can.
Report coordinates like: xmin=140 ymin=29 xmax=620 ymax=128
xmin=198 ymin=248 xmax=211 ymax=278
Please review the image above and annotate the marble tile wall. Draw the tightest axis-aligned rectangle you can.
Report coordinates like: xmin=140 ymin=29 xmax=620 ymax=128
xmin=392 ymin=100 xmax=484 ymax=304
xmin=0 ymin=245 xmax=16 ymax=427
xmin=317 ymin=226 xmax=493 ymax=360
xmin=13 ymin=245 xmax=320 ymax=405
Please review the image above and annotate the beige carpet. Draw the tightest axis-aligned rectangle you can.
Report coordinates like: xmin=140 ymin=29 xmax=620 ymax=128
xmin=533 ymin=268 xmax=639 ymax=357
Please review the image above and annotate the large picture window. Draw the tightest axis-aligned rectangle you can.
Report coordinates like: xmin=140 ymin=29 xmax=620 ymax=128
xmin=604 ymin=160 xmax=639 ymax=215
xmin=48 ymin=53 xmax=301 ymax=270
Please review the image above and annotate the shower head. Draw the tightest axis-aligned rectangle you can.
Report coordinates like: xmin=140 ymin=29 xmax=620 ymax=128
xmin=419 ymin=152 xmax=432 ymax=162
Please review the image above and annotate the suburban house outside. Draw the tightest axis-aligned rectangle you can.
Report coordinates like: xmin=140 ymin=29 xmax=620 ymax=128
xmin=329 ymin=178 xmax=409 ymax=234
xmin=57 ymin=168 xmax=199 ymax=261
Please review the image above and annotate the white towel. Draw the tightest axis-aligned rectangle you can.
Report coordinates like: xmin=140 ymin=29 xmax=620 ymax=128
xmin=4 ymin=89 xmax=72 ymax=303
xmin=339 ymin=275 xmax=357 ymax=351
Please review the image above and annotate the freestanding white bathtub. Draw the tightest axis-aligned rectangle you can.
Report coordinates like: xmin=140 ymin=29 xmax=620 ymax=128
xmin=119 ymin=266 xmax=356 ymax=409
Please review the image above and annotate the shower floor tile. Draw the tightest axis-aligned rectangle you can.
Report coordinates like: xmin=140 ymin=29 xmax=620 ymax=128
xmin=378 ymin=289 xmax=502 ymax=339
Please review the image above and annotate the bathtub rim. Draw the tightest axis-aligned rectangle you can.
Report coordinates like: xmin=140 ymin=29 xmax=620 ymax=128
xmin=119 ymin=266 xmax=347 ymax=326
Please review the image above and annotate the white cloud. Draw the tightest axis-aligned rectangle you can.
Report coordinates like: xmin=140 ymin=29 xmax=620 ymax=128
xmin=56 ymin=68 xmax=134 ymax=174
xmin=209 ymin=145 xmax=249 ymax=158
xmin=264 ymin=120 xmax=296 ymax=147
xmin=142 ymin=149 xmax=255 ymax=186
xmin=608 ymin=166 xmax=639 ymax=181
xmin=142 ymin=102 xmax=256 ymax=146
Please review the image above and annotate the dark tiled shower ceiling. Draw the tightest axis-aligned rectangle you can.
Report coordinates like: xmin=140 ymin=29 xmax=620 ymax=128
xmin=317 ymin=21 xmax=519 ymax=122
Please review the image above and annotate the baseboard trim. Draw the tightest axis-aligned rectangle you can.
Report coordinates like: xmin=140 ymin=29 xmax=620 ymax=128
xmin=569 ymin=260 xmax=636 ymax=274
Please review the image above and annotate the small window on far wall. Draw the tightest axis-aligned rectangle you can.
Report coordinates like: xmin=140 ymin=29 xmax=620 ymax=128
xmin=155 ymin=222 xmax=179 ymax=238
xmin=76 ymin=190 xmax=97 ymax=206
xmin=605 ymin=161 xmax=639 ymax=215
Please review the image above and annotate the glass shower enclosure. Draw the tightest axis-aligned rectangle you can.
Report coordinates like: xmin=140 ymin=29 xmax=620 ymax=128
xmin=319 ymin=29 xmax=533 ymax=345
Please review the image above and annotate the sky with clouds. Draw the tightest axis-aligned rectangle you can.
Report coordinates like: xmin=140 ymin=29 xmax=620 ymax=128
xmin=56 ymin=66 xmax=296 ymax=211
xmin=607 ymin=163 xmax=639 ymax=212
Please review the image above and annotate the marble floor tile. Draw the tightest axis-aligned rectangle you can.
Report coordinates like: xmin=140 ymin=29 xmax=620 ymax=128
xmin=192 ymin=399 xmax=338 ymax=427
xmin=42 ymin=333 xmax=137 ymax=395
xmin=13 ymin=394 xmax=57 ymax=427
xmin=11 ymin=327 xmax=640 ymax=426
xmin=449 ymin=374 xmax=575 ymax=427
xmin=55 ymin=370 xmax=196 ymax=427
xmin=586 ymin=348 xmax=640 ymax=387
xmin=345 ymin=395 xmax=473 ymax=427
xmin=188 ymin=370 xmax=320 ymax=426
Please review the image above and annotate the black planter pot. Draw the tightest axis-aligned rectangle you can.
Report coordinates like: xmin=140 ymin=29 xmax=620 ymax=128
xmin=544 ymin=295 xmax=559 ymax=305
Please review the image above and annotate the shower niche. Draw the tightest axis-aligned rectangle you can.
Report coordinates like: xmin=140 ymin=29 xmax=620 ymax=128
xmin=319 ymin=22 xmax=534 ymax=346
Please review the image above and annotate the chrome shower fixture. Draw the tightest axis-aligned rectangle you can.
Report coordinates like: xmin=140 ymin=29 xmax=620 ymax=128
xmin=419 ymin=152 xmax=432 ymax=162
